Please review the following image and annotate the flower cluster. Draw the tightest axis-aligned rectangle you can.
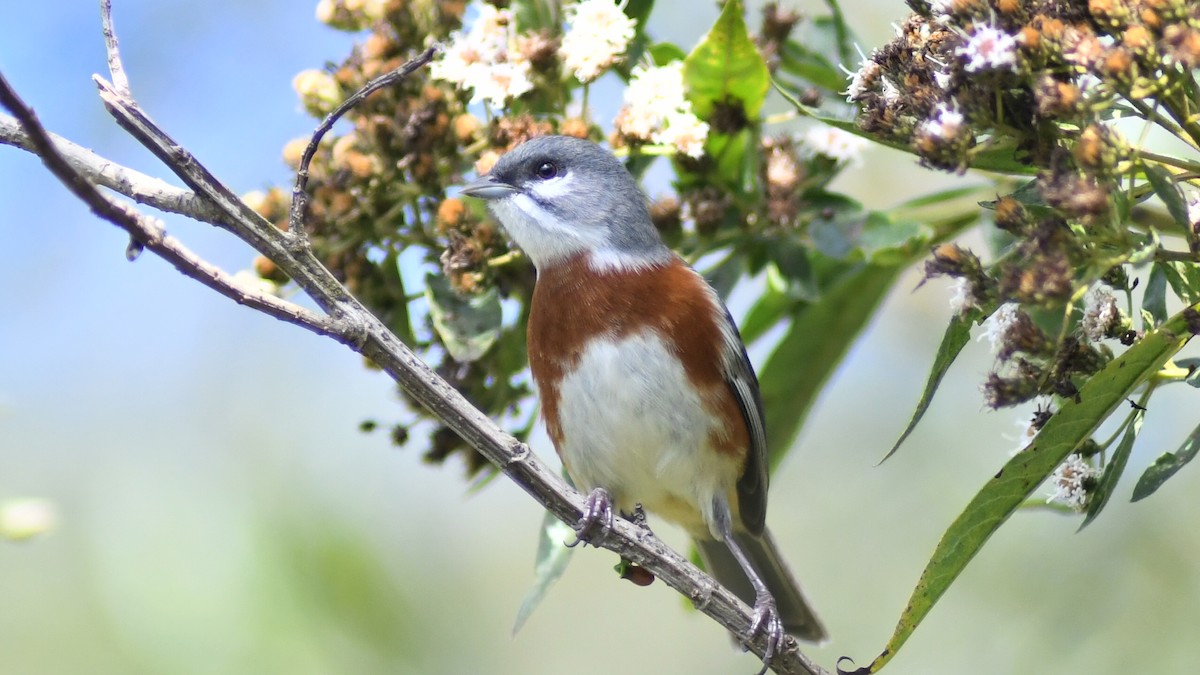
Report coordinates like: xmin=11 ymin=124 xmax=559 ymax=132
xmin=889 ymin=1 xmax=1200 ymax=413
xmin=1046 ymin=453 xmax=1100 ymax=512
xmin=430 ymin=4 xmax=536 ymax=108
xmin=560 ymin=0 xmax=637 ymax=82
xmin=613 ymin=62 xmax=710 ymax=158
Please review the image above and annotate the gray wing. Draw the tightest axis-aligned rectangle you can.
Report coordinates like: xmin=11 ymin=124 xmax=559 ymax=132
xmin=720 ymin=305 xmax=769 ymax=536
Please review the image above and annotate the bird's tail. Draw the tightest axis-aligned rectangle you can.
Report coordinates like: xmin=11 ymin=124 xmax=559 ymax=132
xmin=695 ymin=528 xmax=826 ymax=642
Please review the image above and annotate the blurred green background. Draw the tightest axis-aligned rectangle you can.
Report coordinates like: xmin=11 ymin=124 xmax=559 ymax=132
xmin=3 ymin=1 xmax=1198 ymax=674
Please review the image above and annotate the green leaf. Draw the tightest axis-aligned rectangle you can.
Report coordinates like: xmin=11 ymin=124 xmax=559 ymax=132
xmin=1158 ymin=260 xmax=1200 ymax=305
xmin=819 ymin=0 xmax=853 ymax=65
xmin=858 ymin=303 xmax=1197 ymax=673
xmin=683 ymin=0 xmax=770 ymax=119
xmin=704 ymin=128 xmax=759 ymax=197
xmin=809 ymin=210 xmax=929 ymax=263
xmin=740 ymin=283 xmax=792 ymax=345
xmin=617 ymin=0 xmax=656 ymax=76
xmin=1144 ymin=164 xmax=1190 ymax=228
xmin=1132 ymin=421 xmax=1200 ymax=501
xmin=424 ymin=273 xmax=502 ymax=362
xmin=1079 ymin=409 xmax=1143 ymax=531
xmin=648 ymin=41 xmax=687 ymax=66
xmin=512 ymin=508 xmax=577 ymax=635
xmin=1143 ymin=263 xmax=1168 ymax=329
xmin=880 ymin=313 xmax=977 ymax=463
xmin=860 ymin=212 xmax=930 ymax=263
xmin=760 ymin=262 xmax=905 ymax=468
xmin=778 ymin=39 xmax=845 ymax=92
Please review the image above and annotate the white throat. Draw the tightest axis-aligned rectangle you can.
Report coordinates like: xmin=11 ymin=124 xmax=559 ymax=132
xmin=488 ymin=172 xmax=666 ymax=273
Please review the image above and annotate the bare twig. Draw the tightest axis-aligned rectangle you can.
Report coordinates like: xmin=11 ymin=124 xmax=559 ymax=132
xmin=99 ymin=0 xmax=130 ymax=96
xmin=0 ymin=73 xmax=344 ymax=340
xmin=288 ymin=45 xmax=439 ymax=239
xmin=0 ymin=113 xmax=226 ymax=224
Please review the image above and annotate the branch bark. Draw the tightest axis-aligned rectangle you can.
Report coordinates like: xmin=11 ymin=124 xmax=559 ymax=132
xmin=0 ymin=5 xmax=829 ymax=674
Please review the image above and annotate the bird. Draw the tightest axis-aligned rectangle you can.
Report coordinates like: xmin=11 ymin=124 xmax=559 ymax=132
xmin=460 ymin=135 xmax=825 ymax=665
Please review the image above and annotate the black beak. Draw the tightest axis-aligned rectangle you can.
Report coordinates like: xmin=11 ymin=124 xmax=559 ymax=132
xmin=460 ymin=175 xmax=518 ymax=200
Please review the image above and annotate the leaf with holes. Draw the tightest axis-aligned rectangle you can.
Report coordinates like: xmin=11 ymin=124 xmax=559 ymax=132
xmin=425 ymin=273 xmax=502 ymax=362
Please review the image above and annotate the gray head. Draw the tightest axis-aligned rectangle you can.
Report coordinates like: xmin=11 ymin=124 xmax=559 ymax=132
xmin=459 ymin=136 xmax=671 ymax=271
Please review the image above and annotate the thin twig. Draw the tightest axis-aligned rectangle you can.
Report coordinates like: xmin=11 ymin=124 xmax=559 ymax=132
xmin=0 ymin=113 xmax=224 ymax=223
xmin=288 ymin=45 xmax=439 ymax=239
xmin=99 ymin=0 xmax=130 ymax=96
xmin=0 ymin=73 xmax=344 ymax=340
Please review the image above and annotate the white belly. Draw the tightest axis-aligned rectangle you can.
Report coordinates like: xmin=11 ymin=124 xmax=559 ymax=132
xmin=554 ymin=329 xmax=740 ymax=535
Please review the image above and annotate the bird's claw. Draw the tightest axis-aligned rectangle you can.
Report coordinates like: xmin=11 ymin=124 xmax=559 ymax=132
xmin=746 ymin=592 xmax=785 ymax=675
xmin=567 ymin=487 xmax=614 ymax=548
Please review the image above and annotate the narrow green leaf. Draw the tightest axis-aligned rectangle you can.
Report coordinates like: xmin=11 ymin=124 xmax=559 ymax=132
xmin=740 ymin=284 xmax=791 ymax=345
xmin=1132 ymin=421 xmax=1200 ymax=501
xmin=1143 ymin=263 xmax=1168 ymax=329
xmin=683 ymin=0 xmax=770 ymax=119
xmin=425 ymin=273 xmax=502 ymax=362
xmin=820 ymin=0 xmax=853 ymax=65
xmin=513 ymin=509 xmax=577 ymax=635
xmin=1144 ymin=164 xmax=1190 ymax=228
xmin=1079 ymin=409 xmax=1143 ymax=530
xmin=761 ymin=262 xmax=904 ymax=468
xmin=1158 ymin=260 xmax=1200 ymax=305
xmin=880 ymin=313 xmax=976 ymax=464
xmin=858 ymin=304 xmax=1197 ymax=673
xmin=861 ymin=212 xmax=930 ymax=263
xmin=778 ymin=40 xmax=845 ymax=92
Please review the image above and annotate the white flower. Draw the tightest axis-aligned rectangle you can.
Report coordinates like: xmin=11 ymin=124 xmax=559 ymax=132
xmin=1188 ymin=193 xmax=1200 ymax=228
xmin=469 ymin=60 xmax=534 ymax=108
xmin=0 ymin=498 xmax=57 ymax=541
xmin=1081 ymin=287 xmax=1120 ymax=342
xmin=980 ymin=302 xmax=1019 ymax=352
xmin=948 ymin=277 xmax=973 ymax=315
xmin=927 ymin=0 xmax=954 ymax=23
xmin=919 ymin=103 xmax=965 ymax=139
xmin=844 ymin=58 xmax=880 ymax=102
xmin=1046 ymin=454 xmax=1100 ymax=512
xmin=624 ymin=62 xmax=689 ymax=120
xmin=933 ymin=67 xmax=952 ymax=89
xmin=615 ymin=62 xmax=708 ymax=157
xmin=880 ymin=76 xmax=901 ymax=103
xmin=292 ymin=69 xmax=341 ymax=112
xmin=653 ymin=111 xmax=710 ymax=159
xmin=957 ymin=25 xmax=1019 ymax=73
xmin=803 ymin=124 xmax=868 ymax=164
xmin=430 ymin=5 xmax=533 ymax=108
xmin=561 ymin=0 xmax=637 ymax=82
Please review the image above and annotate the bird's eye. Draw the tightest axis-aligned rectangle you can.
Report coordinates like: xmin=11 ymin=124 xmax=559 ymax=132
xmin=535 ymin=161 xmax=557 ymax=180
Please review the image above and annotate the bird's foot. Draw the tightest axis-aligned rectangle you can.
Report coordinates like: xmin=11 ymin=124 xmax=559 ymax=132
xmin=745 ymin=591 xmax=785 ymax=675
xmin=566 ymin=487 xmax=614 ymax=548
